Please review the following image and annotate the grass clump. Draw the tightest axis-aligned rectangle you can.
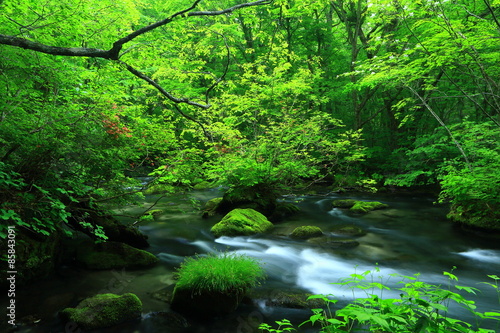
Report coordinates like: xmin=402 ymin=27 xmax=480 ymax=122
xmin=174 ymin=252 xmax=265 ymax=295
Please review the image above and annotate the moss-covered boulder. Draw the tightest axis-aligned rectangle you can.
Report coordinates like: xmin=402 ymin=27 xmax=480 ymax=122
xmin=331 ymin=225 xmax=366 ymax=237
xmin=289 ymin=226 xmax=323 ymax=239
xmin=202 ymin=197 xmax=223 ymax=218
xmin=76 ymin=241 xmax=158 ymax=270
xmin=59 ymin=293 xmax=142 ymax=330
xmin=270 ymin=202 xmax=301 ymax=221
xmin=350 ymin=201 xmax=389 ymax=213
xmin=332 ymin=199 xmax=357 ymax=208
xmin=332 ymin=199 xmax=389 ymax=213
xmin=211 ymin=208 xmax=273 ymax=237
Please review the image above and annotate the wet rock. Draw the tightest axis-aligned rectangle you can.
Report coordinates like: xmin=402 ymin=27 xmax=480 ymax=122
xmin=290 ymin=226 xmax=323 ymax=239
xmin=247 ymin=289 xmax=324 ymax=309
xmin=59 ymin=293 xmax=142 ymax=330
xmin=202 ymin=197 xmax=223 ymax=218
xmin=76 ymin=241 xmax=158 ymax=270
xmin=211 ymin=208 xmax=273 ymax=237
xmin=331 ymin=225 xmax=366 ymax=237
xmin=150 ymin=286 xmax=174 ymax=303
xmin=270 ymin=202 xmax=301 ymax=221
xmin=307 ymin=236 xmax=360 ymax=249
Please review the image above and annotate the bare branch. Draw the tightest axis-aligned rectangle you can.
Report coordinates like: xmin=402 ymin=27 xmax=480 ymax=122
xmin=0 ymin=34 xmax=111 ymax=58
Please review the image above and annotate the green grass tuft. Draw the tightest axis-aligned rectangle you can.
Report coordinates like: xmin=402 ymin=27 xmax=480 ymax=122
xmin=174 ymin=252 xmax=265 ymax=295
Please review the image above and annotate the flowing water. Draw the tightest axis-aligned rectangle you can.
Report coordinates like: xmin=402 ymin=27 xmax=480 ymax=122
xmin=4 ymin=188 xmax=500 ymax=332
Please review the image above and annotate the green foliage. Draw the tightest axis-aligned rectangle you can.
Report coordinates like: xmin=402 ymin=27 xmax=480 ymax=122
xmin=174 ymin=252 xmax=265 ymax=295
xmin=260 ymin=269 xmax=500 ymax=333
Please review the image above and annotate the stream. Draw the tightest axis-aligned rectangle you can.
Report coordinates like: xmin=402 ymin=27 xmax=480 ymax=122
xmin=5 ymin=188 xmax=500 ymax=332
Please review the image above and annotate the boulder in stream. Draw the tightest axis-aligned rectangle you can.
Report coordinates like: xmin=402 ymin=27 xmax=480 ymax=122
xmin=211 ymin=208 xmax=273 ymax=237
xmin=59 ymin=293 xmax=142 ymax=330
xmin=289 ymin=225 xmax=323 ymax=239
xmin=307 ymin=236 xmax=360 ymax=249
xmin=331 ymin=224 xmax=366 ymax=237
xmin=350 ymin=201 xmax=389 ymax=213
xmin=201 ymin=197 xmax=223 ymax=218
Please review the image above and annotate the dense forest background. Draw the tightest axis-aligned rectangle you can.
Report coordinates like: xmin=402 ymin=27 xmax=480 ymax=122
xmin=1 ymin=0 xmax=499 ymax=241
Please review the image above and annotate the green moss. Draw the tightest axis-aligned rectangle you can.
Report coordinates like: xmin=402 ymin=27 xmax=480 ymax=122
xmin=142 ymin=184 xmax=174 ymax=195
xmin=76 ymin=241 xmax=158 ymax=270
xmin=290 ymin=226 xmax=323 ymax=239
xmin=202 ymin=197 xmax=223 ymax=218
xmin=59 ymin=293 xmax=142 ymax=330
xmin=332 ymin=199 xmax=357 ymax=208
xmin=211 ymin=208 xmax=273 ymax=237
xmin=350 ymin=201 xmax=389 ymax=213
xmin=171 ymin=252 xmax=266 ymax=317
xmin=139 ymin=209 xmax=164 ymax=221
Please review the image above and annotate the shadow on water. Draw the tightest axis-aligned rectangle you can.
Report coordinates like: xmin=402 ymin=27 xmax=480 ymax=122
xmin=3 ymin=190 xmax=500 ymax=332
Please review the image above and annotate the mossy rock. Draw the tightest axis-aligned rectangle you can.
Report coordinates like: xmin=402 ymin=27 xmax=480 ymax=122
xmin=76 ymin=241 xmax=158 ymax=270
xmin=350 ymin=201 xmax=389 ymax=213
xmin=59 ymin=293 xmax=142 ymax=330
xmin=202 ymin=197 xmax=223 ymax=218
xmin=307 ymin=236 xmax=360 ymax=249
xmin=290 ymin=226 xmax=323 ymax=239
xmin=332 ymin=199 xmax=357 ymax=208
xmin=270 ymin=202 xmax=301 ymax=221
xmin=142 ymin=184 xmax=175 ymax=195
xmin=331 ymin=225 xmax=366 ymax=237
xmin=211 ymin=208 xmax=273 ymax=237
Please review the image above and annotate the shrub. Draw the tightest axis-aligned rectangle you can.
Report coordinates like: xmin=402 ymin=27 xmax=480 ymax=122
xmin=174 ymin=252 xmax=265 ymax=295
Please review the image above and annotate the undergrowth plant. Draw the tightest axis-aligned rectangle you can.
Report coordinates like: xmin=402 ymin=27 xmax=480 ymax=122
xmin=260 ymin=268 xmax=500 ymax=333
xmin=174 ymin=252 xmax=265 ymax=295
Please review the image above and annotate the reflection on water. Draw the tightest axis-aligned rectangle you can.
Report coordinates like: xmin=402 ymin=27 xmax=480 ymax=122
xmin=4 ymin=189 xmax=500 ymax=332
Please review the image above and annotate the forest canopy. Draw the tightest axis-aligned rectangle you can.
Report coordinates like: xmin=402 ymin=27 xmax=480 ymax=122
xmin=1 ymin=0 xmax=499 ymax=238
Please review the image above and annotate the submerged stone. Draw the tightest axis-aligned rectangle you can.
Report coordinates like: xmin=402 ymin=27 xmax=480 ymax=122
xmin=290 ymin=225 xmax=323 ymax=239
xmin=331 ymin=225 xmax=366 ymax=237
xmin=211 ymin=208 xmax=273 ymax=237
xmin=76 ymin=241 xmax=158 ymax=270
xmin=59 ymin=293 xmax=142 ymax=330
xmin=307 ymin=236 xmax=360 ymax=249
xmin=247 ymin=289 xmax=324 ymax=309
